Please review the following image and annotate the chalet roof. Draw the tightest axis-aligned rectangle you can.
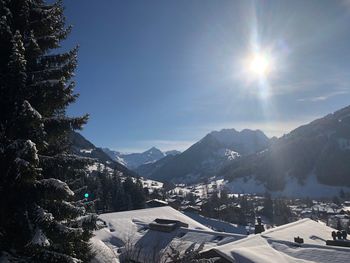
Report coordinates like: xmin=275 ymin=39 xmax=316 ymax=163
xmin=146 ymin=199 xmax=168 ymax=205
xmin=202 ymin=218 xmax=350 ymax=263
xmin=94 ymin=206 xmax=245 ymax=263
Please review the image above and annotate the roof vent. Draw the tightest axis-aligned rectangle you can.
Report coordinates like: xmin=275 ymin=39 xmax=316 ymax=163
xmin=254 ymin=217 xmax=265 ymax=234
xmin=149 ymin=218 xmax=188 ymax=233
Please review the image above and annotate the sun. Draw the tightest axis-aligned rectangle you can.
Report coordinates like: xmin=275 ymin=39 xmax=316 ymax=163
xmin=248 ymin=52 xmax=272 ymax=77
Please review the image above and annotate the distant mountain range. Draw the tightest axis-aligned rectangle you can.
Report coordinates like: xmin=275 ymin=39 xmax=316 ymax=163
xmin=220 ymin=105 xmax=350 ymax=194
xmin=102 ymin=147 xmax=180 ymax=169
xmin=70 ymin=104 xmax=350 ymax=196
xmin=137 ymin=105 xmax=350 ymax=196
xmin=143 ymin=129 xmax=270 ymax=183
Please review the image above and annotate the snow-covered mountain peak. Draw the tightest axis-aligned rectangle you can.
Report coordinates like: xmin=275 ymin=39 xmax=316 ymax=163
xmin=208 ymin=128 xmax=270 ymax=155
xmin=143 ymin=147 xmax=164 ymax=157
xmin=165 ymin=150 xmax=181 ymax=156
xmin=102 ymin=146 xmax=180 ymax=169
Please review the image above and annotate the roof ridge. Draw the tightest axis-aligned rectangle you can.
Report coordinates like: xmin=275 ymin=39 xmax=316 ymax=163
xmin=261 ymin=218 xmax=311 ymax=235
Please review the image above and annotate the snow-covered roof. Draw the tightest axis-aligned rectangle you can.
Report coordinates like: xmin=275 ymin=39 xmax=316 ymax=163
xmin=146 ymin=199 xmax=168 ymax=205
xmin=202 ymin=218 xmax=350 ymax=263
xmin=342 ymin=206 xmax=350 ymax=212
xmin=94 ymin=206 xmax=245 ymax=262
xmin=183 ymin=211 xmax=248 ymax=235
xmin=90 ymin=237 xmax=119 ymax=263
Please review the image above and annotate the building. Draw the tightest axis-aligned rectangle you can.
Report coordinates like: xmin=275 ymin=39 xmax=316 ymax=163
xmin=145 ymin=199 xmax=168 ymax=208
xmin=92 ymin=206 xmax=245 ymax=263
xmin=91 ymin=207 xmax=350 ymax=263
xmin=201 ymin=218 xmax=350 ymax=262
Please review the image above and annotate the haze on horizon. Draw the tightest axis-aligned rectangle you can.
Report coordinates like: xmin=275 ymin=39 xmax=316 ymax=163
xmin=64 ymin=0 xmax=350 ymax=152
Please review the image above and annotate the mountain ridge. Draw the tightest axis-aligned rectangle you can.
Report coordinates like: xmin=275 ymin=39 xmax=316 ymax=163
xmin=102 ymin=147 xmax=180 ymax=169
xmin=69 ymin=132 xmax=136 ymax=177
xmin=143 ymin=129 xmax=270 ymax=183
xmin=220 ymin=105 xmax=350 ymax=191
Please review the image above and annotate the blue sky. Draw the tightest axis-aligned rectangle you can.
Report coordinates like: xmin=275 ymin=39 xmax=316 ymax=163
xmin=63 ymin=0 xmax=350 ymax=152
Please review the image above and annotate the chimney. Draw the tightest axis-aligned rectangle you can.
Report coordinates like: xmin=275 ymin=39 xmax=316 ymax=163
xmin=294 ymin=236 xmax=304 ymax=244
xmin=254 ymin=217 xmax=265 ymax=234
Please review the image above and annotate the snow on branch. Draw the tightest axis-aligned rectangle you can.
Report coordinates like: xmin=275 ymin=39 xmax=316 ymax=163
xmin=28 ymin=228 xmax=50 ymax=247
xmin=36 ymin=178 xmax=74 ymax=199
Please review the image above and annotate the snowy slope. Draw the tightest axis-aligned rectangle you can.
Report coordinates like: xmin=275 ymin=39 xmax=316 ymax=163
xmin=210 ymin=128 xmax=270 ymax=155
xmin=221 ymin=105 xmax=350 ymax=191
xmin=148 ymin=129 xmax=270 ymax=183
xmin=225 ymin=174 xmax=350 ymax=197
xmin=69 ymin=131 xmax=136 ymax=177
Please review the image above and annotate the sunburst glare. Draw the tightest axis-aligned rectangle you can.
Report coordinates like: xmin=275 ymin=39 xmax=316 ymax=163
xmin=243 ymin=51 xmax=274 ymax=79
xmin=249 ymin=52 xmax=271 ymax=76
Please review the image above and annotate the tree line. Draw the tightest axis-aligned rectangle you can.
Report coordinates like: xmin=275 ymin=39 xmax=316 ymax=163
xmin=86 ymin=167 xmax=147 ymax=213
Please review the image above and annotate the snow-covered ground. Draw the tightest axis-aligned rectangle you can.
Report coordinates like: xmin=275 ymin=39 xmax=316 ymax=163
xmin=225 ymin=177 xmax=266 ymax=195
xmin=274 ymin=174 xmax=350 ymax=198
xmin=225 ymin=174 xmax=350 ymax=198
xmin=80 ymin=148 xmax=93 ymax=154
xmin=169 ymin=179 xmax=227 ymax=199
xmin=86 ymin=164 xmax=163 ymax=193
xmin=87 ymin=162 xmax=114 ymax=173
xmin=140 ymin=178 xmax=163 ymax=193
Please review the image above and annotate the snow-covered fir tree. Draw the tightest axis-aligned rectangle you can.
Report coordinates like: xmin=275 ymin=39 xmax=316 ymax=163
xmin=0 ymin=0 xmax=96 ymax=261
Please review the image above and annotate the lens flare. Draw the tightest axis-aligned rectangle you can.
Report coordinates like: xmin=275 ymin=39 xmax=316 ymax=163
xmin=248 ymin=53 xmax=272 ymax=77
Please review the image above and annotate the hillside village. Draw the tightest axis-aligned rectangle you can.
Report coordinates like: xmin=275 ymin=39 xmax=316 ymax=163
xmin=70 ymin=129 xmax=350 ymax=262
xmin=83 ymin=156 xmax=350 ymax=262
xmin=65 ymin=133 xmax=350 ymax=262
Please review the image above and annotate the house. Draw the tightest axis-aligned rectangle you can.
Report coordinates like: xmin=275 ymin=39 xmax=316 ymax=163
xmin=181 ymin=205 xmax=201 ymax=213
xmin=91 ymin=207 xmax=349 ymax=263
xmin=166 ymin=198 xmax=181 ymax=210
xmin=200 ymin=218 xmax=350 ymax=263
xmin=93 ymin=206 xmax=245 ymax=263
xmin=145 ymin=199 xmax=168 ymax=208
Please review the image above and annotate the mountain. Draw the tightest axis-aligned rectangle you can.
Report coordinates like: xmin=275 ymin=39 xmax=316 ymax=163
xmin=136 ymin=154 xmax=178 ymax=178
xmin=210 ymin=128 xmax=270 ymax=155
xmin=135 ymin=149 xmax=182 ymax=177
xmin=69 ymin=132 xmax=135 ymax=176
xmin=165 ymin=150 xmax=181 ymax=156
xmin=220 ymin=105 xmax=350 ymax=195
xmin=102 ymin=147 xmax=180 ymax=169
xmin=146 ymin=129 xmax=270 ymax=183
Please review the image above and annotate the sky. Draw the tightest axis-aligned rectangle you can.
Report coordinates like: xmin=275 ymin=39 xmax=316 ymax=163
xmin=62 ymin=0 xmax=350 ymax=152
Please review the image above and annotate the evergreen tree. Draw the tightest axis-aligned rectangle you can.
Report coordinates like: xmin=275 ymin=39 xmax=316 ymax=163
xmin=0 ymin=1 xmax=96 ymax=261
xmin=273 ymin=199 xmax=292 ymax=225
xmin=85 ymin=169 xmax=147 ymax=213
xmin=133 ymin=178 xmax=146 ymax=209
xmin=111 ymin=175 xmax=128 ymax=212
xmin=150 ymin=187 xmax=162 ymax=200
xmin=262 ymin=192 xmax=274 ymax=222
xmin=122 ymin=176 xmax=146 ymax=210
